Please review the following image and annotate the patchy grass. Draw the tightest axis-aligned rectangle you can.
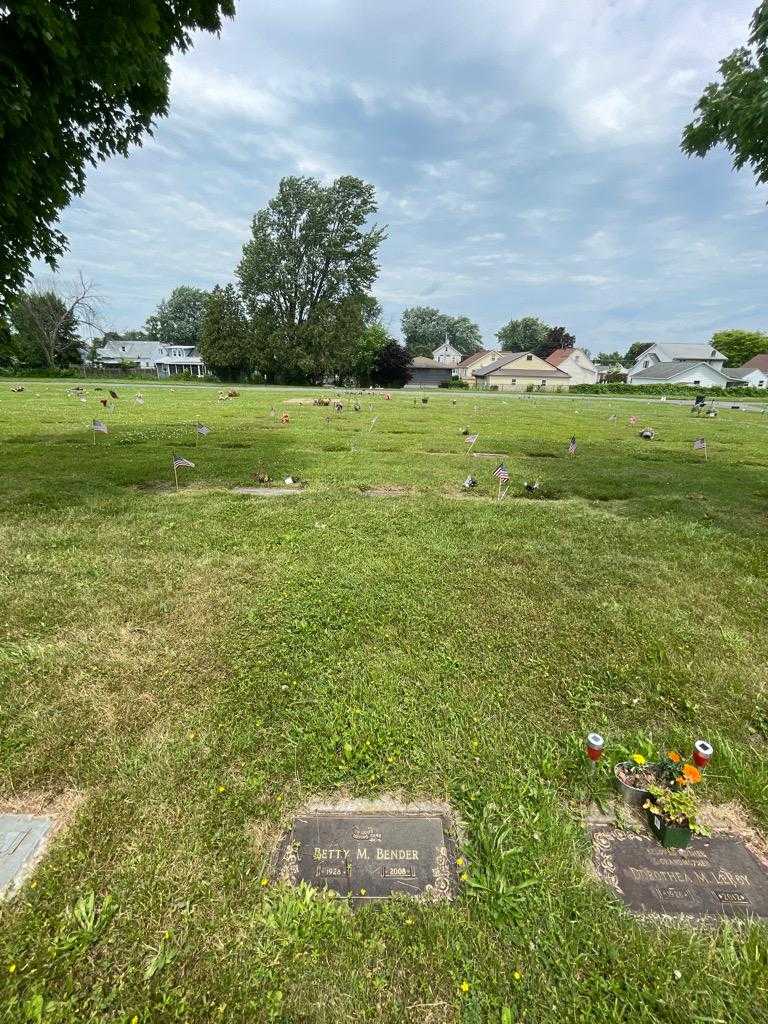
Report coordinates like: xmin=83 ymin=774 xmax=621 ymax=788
xmin=1 ymin=381 xmax=767 ymax=1023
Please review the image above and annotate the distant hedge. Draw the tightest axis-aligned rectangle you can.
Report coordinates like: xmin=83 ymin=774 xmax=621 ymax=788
xmin=569 ymin=382 xmax=768 ymax=401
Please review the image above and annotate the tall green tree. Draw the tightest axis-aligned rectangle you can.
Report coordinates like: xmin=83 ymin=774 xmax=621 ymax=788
xmin=711 ymin=329 xmax=768 ymax=366
xmin=199 ymin=285 xmax=252 ymax=380
xmin=145 ymin=286 xmax=209 ymax=345
xmin=371 ymin=340 xmax=411 ymax=388
xmin=9 ymin=291 xmax=83 ymax=368
xmin=238 ymin=175 xmax=386 ymax=381
xmin=1 ymin=1 xmax=234 ymax=315
xmin=336 ymin=323 xmax=391 ymax=387
xmin=496 ymin=315 xmax=550 ymax=353
xmin=682 ymin=2 xmax=768 ymax=190
xmin=401 ymin=307 xmax=482 ymax=357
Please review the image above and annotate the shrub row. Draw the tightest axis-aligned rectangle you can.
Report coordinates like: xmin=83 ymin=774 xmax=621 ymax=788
xmin=569 ymin=382 xmax=768 ymax=401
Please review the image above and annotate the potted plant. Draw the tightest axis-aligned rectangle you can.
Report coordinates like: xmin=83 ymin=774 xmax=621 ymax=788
xmin=643 ymin=777 xmax=708 ymax=849
xmin=613 ymin=753 xmax=658 ymax=807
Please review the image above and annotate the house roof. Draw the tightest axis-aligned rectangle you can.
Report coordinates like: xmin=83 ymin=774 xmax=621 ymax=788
xmin=96 ymin=339 xmax=164 ymax=362
xmin=456 ymin=348 xmax=493 ymax=368
xmin=630 ymin=361 xmax=727 ymax=382
xmin=656 ymin=343 xmax=725 ymax=361
xmin=545 ymin=348 xmax=576 ymax=367
xmin=742 ymin=353 xmax=768 ymax=372
xmin=473 ymin=351 xmax=569 ymax=378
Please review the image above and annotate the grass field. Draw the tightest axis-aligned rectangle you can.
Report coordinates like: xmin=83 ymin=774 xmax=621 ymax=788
xmin=1 ymin=380 xmax=767 ymax=1023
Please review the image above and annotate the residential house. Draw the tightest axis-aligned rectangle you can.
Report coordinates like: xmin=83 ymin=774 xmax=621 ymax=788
xmin=454 ymin=349 xmax=498 ymax=382
xmin=94 ymin=338 xmax=207 ymax=377
xmin=727 ymin=353 xmax=768 ymax=389
xmin=431 ymin=340 xmax=464 ymax=367
xmin=627 ymin=342 xmax=729 ymax=388
xmin=545 ymin=347 xmax=599 ymax=384
xmin=471 ymin=351 xmax=570 ymax=391
xmin=406 ymin=356 xmax=453 ymax=387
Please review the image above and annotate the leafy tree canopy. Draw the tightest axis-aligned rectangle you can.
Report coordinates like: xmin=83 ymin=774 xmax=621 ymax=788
xmin=371 ymin=340 xmax=411 ymax=388
xmin=496 ymin=315 xmax=550 ymax=353
xmin=682 ymin=2 xmax=768 ymax=190
xmin=537 ymin=325 xmax=575 ymax=360
xmin=1 ymin=1 xmax=234 ymax=315
xmin=594 ymin=351 xmax=625 ymax=366
xmin=711 ymin=329 xmax=768 ymax=367
xmin=145 ymin=286 xmax=210 ymax=345
xmin=9 ymin=290 xmax=83 ymax=368
xmin=238 ymin=175 xmax=386 ymax=381
xmin=401 ymin=306 xmax=482 ymax=357
xmin=199 ymin=284 xmax=252 ymax=380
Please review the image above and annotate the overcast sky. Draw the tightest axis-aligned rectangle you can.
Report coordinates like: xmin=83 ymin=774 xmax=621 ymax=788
xmin=41 ymin=0 xmax=767 ymax=353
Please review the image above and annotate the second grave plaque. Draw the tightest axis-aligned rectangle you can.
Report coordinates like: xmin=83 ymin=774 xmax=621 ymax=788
xmin=277 ymin=812 xmax=457 ymax=902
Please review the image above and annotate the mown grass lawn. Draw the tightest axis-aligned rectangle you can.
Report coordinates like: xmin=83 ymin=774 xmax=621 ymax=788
xmin=1 ymin=380 xmax=767 ymax=1023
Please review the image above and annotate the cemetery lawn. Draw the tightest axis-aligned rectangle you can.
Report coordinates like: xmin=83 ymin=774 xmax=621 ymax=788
xmin=2 ymin=380 xmax=768 ymax=1024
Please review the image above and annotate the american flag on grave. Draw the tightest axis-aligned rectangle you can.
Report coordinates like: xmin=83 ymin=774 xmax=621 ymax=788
xmin=693 ymin=437 xmax=707 ymax=451
xmin=568 ymin=436 xmax=577 ymax=455
xmin=173 ymin=454 xmax=195 ymax=470
xmin=465 ymin=434 xmax=479 ymax=445
xmin=493 ymin=463 xmax=510 ymax=482
xmin=92 ymin=419 xmax=108 ymax=434
xmin=196 ymin=423 xmax=211 ymax=436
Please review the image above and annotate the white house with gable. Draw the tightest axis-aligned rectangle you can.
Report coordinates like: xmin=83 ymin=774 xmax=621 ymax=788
xmin=545 ymin=347 xmax=599 ymax=384
xmin=627 ymin=342 xmax=729 ymax=389
xmin=431 ymin=340 xmax=463 ymax=367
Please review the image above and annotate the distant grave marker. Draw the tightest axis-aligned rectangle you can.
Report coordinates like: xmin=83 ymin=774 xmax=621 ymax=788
xmin=276 ymin=811 xmax=457 ymax=902
xmin=591 ymin=826 xmax=768 ymax=919
xmin=231 ymin=487 xmax=304 ymax=497
xmin=1 ymin=814 xmax=53 ymax=898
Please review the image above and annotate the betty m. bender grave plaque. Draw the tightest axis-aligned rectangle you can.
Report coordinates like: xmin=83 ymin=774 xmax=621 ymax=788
xmin=0 ymin=813 xmax=53 ymax=899
xmin=277 ymin=812 xmax=457 ymax=902
xmin=591 ymin=826 xmax=768 ymax=920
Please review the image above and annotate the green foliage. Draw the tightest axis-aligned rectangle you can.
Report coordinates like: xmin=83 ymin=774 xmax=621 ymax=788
xmin=199 ymin=284 xmax=252 ymax=380
xmin=682 ymin=2 xmax=768 ymax=189
xmin=401 ymin=306 xmax=482 ymax=357
xmin=594 ymin=351 xmax=625 ymax=367
xmin=336 ymin=323 xmax=390 ymax=387
xmin=371 ymin=339 xmax=411 ymax=387
xmin=238 ymin=175 xmax=386 ymax=382
xmin=712 ymin=329 xmax=768 ymax=367
xmin=439 ymin=378 xmax=469 ymax=389
xmin=0 ymin=0 xmax=234 ymax=313
xmin=496 ymin=316 xmax=550 ymax=353
xmin=145 ymin=286 xmax=210 ymax=345
xmin=8 ymin=291 xmax=82 ymax=368
xmin=644 ymin=785 xmax=708 ymax=834
xmin=571 ymin=382 xmax=768 ymax=399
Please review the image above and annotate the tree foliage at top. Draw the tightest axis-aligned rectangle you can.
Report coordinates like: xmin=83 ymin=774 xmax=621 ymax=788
xmin=682 ymin=2 xmax=768 ymax=190
xmin=537 ymin=325 xmax=575 ymax=360
xmin=199 ymin=284 xmax=252 ymax=379
xmin=371 ymin=339 xmax=411 ymax=388
xmin=496 ymin=315 xmax=551 ymax=353
xmin=237 ymin=175 xmax=386 ymax=382
xmin=711 ymin=329 xmax=768 ymax=367
xmin=145 ymin=286 xmax=210 ymax=344
xmin=7 ymin=291 xmax=82 ymax=368
xmin=401 ymin=306 xmax=482 ymax=358
xmin=0 ymin=1 xmax=234 ymax=316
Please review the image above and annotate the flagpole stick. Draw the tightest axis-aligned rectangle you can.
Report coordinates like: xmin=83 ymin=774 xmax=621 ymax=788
xmin=174 ymin=464 xmax=179 ymax=491
xmin=92 ymin=427 xmax=95 ymax=446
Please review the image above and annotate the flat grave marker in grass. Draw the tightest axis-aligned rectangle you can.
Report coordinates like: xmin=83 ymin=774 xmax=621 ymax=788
xmin=276 ymin=810 xmax=457 ymax=903
xmin=1 ymin=813 xmax=53 ymax=899
xmin=591 ymin=826 xmax=768 ymax=920
xmin=231 ymin=487 xmax=305 ymax=497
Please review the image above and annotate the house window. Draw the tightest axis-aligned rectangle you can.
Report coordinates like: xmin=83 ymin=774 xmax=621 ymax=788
xmin=121 ymin=345 xmax=126 ymax=352
xmin=526 ymin=354 xmax=532 ymax=361
xmin=510 ymin=379 xmax=516 ymax=385
xmin=541 ymin=379 xmax=547 ymax=386
xmin=693 ymin=379 xmax=700 ymax=385
xmin=643 ymin=360 xmax=649 ymax=368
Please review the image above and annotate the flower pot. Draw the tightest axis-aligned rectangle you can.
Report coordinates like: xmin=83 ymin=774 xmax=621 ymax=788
xmin=646 ymin=809 xmax=692 ymax=849
xmin=613 ymin=762 xmax=656 ymax=807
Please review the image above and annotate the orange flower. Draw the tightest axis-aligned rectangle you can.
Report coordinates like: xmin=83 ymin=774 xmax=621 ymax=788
xmin=667 ymin=751 xmax=682 ymax=763
xmin=682 ymin=763 xmax=702 ymax=784
xmin=675 ymin=775 xmax=686 ymax=786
